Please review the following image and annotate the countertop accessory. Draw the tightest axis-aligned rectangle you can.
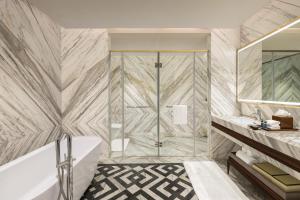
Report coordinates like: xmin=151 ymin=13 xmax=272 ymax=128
xmin=272 ymin=115 xmax=294 ymax=129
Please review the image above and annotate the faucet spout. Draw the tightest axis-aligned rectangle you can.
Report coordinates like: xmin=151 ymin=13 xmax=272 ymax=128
xmin=256 ymin=109 xmax=263 ymax=121
xmin=250 ymin=108 xmax=263 ymax=122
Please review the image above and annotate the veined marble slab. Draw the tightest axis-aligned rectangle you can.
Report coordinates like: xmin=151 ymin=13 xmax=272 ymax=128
xmin=241 ymin=0 xmax=300 ymax=45
xmin=238 ymin=43 xmax=262 ymax=100
xmin=184 ymin=161 xmax=248 ymax=200
xmin=61 ymin=28 xmax=110 ymax=157
xmin=209 ymin=29 xmax=241 ymax=159
xmin=212 ymin=115 xmax=300 ymax=179
xmin=211 ymin=29 xmax=240 ymax=116
xmin=0 ymin=0 xmax=61 ymax=165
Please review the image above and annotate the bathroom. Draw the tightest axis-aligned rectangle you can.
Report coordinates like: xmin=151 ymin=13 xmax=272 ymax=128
xmin=0 ymin=0 xmax=299 ymax=199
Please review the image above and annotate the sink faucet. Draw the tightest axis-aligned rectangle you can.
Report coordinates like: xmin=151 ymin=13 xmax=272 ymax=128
xmin=251 ymin=108 xmax=263 ymax=121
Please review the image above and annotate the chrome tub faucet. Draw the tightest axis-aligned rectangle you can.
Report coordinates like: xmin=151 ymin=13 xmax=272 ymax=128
xmin=56 ymin=132 xmax=73 ymax=200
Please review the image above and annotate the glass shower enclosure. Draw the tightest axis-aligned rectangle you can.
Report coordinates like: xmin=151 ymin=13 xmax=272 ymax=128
xmin=109 ymin=50 xmax=210 ymax=158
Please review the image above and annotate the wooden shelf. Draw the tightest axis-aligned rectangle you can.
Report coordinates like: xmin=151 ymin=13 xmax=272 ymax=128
xmin=212 ymin=121 xmax=300 ymax=172
xmin=228 ymin=153 xmax=300 ymax=200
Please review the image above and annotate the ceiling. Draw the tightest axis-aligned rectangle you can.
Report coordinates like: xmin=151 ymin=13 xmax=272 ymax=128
xmin=29 ymin=0 xmax=270 ymax=28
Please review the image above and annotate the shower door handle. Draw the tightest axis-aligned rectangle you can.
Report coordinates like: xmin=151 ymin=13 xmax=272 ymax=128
xmin=155 ymin=63 xmax=162 ymax=68
xmin=155 ymin=142 xmax=162 ymax=147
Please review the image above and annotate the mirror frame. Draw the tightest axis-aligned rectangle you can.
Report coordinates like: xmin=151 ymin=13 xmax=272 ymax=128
xmin=237 ymin=17 xmax=300 ymax=108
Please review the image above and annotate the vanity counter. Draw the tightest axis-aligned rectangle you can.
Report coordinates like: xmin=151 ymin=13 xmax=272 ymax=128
xmin=212 ymin=115 xmax=300 ymax=164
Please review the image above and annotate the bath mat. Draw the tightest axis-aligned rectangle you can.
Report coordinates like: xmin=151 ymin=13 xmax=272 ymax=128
xmin=81 ymin=163 xmax=198 ymax=200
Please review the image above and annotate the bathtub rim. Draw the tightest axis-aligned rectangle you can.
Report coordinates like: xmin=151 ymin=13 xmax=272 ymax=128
xmin=20 ymin=136 xmax=102 ymax=200
xmin=0 ymin=136 xmax=102 ymax=200
xmin=0 ymin=136 xmax=102 ymax=172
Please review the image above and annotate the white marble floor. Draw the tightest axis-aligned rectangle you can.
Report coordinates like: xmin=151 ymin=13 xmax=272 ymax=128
xmin=100 ymin=156 xmax=209 ymax=164
xmin=184 ymin=161 xmax=249 ymax=200
xmin=216 ymin=160 xmax=267 ymax=200
xmin=111 ymin=136 xmax=208 ymax=158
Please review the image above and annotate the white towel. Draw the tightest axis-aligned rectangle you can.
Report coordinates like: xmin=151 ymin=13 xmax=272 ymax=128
xmin=267 ymin=124 xmax=280 ymax=129
xmin=111 ymin=138 xmax=130 ymax=152
xmin=266 ymin=120 xmax=280 ymax=126
xmin=173 ymin=105 xmax=188 ymax=125
xmin=242 ymin=147 xmax=265 ymax=163
xmin=265 ymin=120 xmax=280 ymax=129
xmin=111 ymin=123 xmax=122 ymax=129
xmin=236 ymin=150 xmax=259 ymax=166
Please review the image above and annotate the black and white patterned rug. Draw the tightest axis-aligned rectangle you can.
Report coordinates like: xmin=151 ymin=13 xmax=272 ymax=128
xmin=81 ymin=163 xmax=198 ymax=200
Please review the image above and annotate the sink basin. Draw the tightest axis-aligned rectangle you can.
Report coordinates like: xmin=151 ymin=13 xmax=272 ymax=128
xmin=229 ymin=116 xmax=256 ymax=126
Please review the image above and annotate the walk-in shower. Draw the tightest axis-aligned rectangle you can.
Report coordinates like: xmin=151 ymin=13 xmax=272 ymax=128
xmin=109 ymin=50 xmax=210 ymax=158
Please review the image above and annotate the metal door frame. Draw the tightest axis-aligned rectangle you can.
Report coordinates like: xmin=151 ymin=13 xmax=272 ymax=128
xmin=109 ymin=50 xmax=209 ymax=158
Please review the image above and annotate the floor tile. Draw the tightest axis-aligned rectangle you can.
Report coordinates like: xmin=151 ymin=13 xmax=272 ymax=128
xmin=81 ymin=163 xmax=198 ymax=200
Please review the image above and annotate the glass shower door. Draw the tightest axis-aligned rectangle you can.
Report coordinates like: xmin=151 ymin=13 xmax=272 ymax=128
xmin=123 ymin=52 xmax=158 ymax=157
xmin=159 ymin=52 xmax=195 ymax=156
xmin=159 ymin=52 xmax=209 ymax=157
xmin=110 ymin=51 xmax=209 ymax=158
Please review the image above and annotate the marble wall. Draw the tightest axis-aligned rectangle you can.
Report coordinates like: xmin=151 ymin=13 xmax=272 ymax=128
xmin=110 ymin=53 xmax=122 ymax=133
xmin=61 ymin=28 xmax=110 ymax=156
xmin=210 ymin=29 xmax=240 ymax=117
xmin=210 ymin=29 xmax=241 ymax=159
xmin=238 ymin=43 xmax=262 ymax=100
xmin=0 ymin=0 xmax=61 ymax=165
xmin=240 ymin=0 xmax=300 ymax=128
xmin=241 ymin=0 xmax=300 ymax=45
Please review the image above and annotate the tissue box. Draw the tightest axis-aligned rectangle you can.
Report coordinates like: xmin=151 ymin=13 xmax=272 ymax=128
xmin=272 ymin=115 xmax=293 ymax=129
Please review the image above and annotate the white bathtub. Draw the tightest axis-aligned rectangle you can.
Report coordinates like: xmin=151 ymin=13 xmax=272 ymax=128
xmin=0 ymin=136 xmax=102 ymax=200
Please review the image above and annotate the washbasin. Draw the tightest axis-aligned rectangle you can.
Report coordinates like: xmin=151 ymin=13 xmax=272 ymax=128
xmin=229 ymin=116 xmax=257 ymax=126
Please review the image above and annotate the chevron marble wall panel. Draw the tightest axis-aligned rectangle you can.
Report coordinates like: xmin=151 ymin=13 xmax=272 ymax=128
xmin=262 ymin=53 xmax=300 ymax=102
xmin=240 ymin=0 xmax=300 ymax=128
xmin=61 ymin=28 xmax=110 ymax=157
xmin=273 ymin=54 xmax=300 ymax=102
xmin=0 ymin=0 xmax=61 ymax=165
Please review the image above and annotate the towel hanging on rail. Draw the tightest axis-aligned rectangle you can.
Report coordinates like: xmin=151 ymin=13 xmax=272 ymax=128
xmin=172 ymin=105 xmax=188 ymax=125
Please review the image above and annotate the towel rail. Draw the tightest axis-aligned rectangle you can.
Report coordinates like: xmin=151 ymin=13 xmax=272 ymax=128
xmin=126 ymin=106 xmax=150 ymax=109
xmin=166 ymin=105 xmax=190 ymax=108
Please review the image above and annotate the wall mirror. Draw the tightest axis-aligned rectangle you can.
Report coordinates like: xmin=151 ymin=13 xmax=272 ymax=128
xmin=237 ymin=19 xmax=300 ymax=106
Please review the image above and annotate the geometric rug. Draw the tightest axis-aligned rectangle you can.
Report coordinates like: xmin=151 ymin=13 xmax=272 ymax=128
xmin=80 ymin=163 xmax=198 ymax=200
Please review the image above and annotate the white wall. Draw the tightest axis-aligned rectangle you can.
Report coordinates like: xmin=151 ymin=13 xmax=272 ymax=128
xmin=28 ymin=0 xmax=270 ymax=28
